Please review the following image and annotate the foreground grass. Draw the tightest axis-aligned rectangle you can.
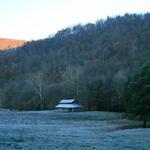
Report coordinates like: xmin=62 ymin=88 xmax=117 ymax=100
xmin=0 ymin=111 xmax=149 ymax=150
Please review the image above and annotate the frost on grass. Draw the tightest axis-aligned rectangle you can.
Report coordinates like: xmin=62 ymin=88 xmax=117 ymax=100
xmin=0 ymin=111 xmax=149 ymax=150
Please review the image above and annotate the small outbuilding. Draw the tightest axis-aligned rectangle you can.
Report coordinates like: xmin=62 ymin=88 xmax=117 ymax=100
xmin=55 ymin=99 xmax=83 ymax=112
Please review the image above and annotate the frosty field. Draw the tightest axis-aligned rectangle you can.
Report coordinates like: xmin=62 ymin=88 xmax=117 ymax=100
xmin=0 ymin=111 xmax=149 ymax=150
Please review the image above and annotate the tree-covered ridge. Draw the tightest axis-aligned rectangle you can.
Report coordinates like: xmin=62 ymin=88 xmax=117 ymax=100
xmin=0 ymin=13 xmax=150 ymax=111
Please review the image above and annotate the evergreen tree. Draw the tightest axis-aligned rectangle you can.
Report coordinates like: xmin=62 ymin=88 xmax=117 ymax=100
xmin=123 ymin=61 xmax=150 ymax=127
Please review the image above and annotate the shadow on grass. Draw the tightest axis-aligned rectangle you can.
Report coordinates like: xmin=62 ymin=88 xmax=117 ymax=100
xmin=118 ymin=124 xmax=150 ymax=130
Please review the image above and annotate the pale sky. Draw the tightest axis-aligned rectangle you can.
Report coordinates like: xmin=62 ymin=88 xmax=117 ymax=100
xmin=0 ymin=0 xmax=150 ymax=40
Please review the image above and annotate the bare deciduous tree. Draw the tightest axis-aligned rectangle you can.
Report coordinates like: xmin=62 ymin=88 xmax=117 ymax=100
xmin=26 ymin=72 xmax=47 ymax=110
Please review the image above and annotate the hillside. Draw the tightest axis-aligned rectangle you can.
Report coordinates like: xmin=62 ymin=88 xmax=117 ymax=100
xmin=0 ymin=38 xmax=26 ymax=50
xmin=0 ymin=13 xmax=150 ymax=111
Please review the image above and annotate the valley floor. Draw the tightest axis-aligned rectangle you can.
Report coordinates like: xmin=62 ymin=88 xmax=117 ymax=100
xmin=0 ymin=111 xmax=149 ymax=150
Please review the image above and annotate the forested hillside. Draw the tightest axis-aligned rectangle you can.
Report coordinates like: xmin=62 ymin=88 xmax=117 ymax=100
xmin=0 ymin=13 xmax=150 ymax=111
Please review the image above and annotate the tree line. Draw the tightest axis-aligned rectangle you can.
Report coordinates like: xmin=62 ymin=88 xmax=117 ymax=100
xmin=0 ymin=13 xmax=150 ymax=118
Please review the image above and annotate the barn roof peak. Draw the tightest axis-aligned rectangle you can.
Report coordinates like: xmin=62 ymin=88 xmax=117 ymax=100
xmin=59 ymin=99 xmax=76 ymax=104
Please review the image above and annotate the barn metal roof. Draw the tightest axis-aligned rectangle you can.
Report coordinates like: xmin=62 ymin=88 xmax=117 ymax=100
xmin=55 ymin=103 xmax=82 ymax=108
xmin=59 ymin=99 xmax=75 ymax=104
xmin=55 ymin=99 xmax=82 ymax=108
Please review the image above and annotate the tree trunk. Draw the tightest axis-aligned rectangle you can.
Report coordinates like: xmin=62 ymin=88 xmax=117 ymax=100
xmin=143 ymin=119 xmax=147 ymax=128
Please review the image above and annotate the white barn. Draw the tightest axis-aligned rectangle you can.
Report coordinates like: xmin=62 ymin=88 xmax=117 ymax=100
xmin=55 ymin=99 xmax=82 ymax=112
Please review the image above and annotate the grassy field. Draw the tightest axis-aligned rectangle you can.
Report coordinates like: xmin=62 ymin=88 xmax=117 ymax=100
xmin=0 ymin=111 xmax=149 ymax=150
